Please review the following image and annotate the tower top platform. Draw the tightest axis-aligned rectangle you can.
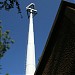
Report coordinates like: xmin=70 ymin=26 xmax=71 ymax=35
xmin=26 ymin=3 xmax=37 ymax=18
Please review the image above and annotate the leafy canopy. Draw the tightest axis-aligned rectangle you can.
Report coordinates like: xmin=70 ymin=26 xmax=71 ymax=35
xmin=0 ymin=25 xmax=14 ymax=59
xmin=0 ymin=0 xmax=23 ymax=18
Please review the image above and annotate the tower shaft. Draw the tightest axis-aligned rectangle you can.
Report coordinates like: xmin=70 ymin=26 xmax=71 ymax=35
xmin=26 ymin=3 xmax=37 ymax=75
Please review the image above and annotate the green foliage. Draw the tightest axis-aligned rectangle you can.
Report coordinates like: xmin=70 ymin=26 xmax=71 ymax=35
xmin=0 ymin=0 xmax=23 ymax=18
xmin=0 ymin=25 xmax=14 ymax=59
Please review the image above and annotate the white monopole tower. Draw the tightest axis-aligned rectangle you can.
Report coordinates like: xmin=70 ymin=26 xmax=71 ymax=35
xmin=26 ymin=3 xmax=37 ymax=75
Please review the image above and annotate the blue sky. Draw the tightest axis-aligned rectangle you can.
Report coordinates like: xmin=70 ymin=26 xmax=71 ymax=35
xmin=0 ymin=0 xmax=75 ymax=75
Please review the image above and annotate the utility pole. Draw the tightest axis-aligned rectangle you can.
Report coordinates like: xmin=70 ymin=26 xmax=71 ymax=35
xmin=26 ymin=3 xmax=37 ymax=75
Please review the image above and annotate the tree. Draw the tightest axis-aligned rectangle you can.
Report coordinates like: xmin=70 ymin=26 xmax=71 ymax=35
xmin=0 ymin=0 xmax=21 ymax=74
xmin=0 ymin=22 xmax=14 ymax=59
xmin=0 ymin=0 xmax=23 ymax=18
xmin=0 ymin=0 xmax=21 ymax=58
xmin=0 ymin=21 xmax=14 ymax=74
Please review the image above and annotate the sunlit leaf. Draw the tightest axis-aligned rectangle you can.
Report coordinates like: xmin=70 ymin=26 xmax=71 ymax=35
xmin=11 ymin=40 xmax=15 ymax=44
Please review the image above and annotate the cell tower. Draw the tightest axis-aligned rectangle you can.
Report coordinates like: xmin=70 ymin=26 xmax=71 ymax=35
xmin=26 ymin=3 xmax=37 ymax=75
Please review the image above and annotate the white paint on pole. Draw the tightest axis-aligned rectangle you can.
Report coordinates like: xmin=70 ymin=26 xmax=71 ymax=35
xmin=26 ymin=3 xmax=37 ymax=75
